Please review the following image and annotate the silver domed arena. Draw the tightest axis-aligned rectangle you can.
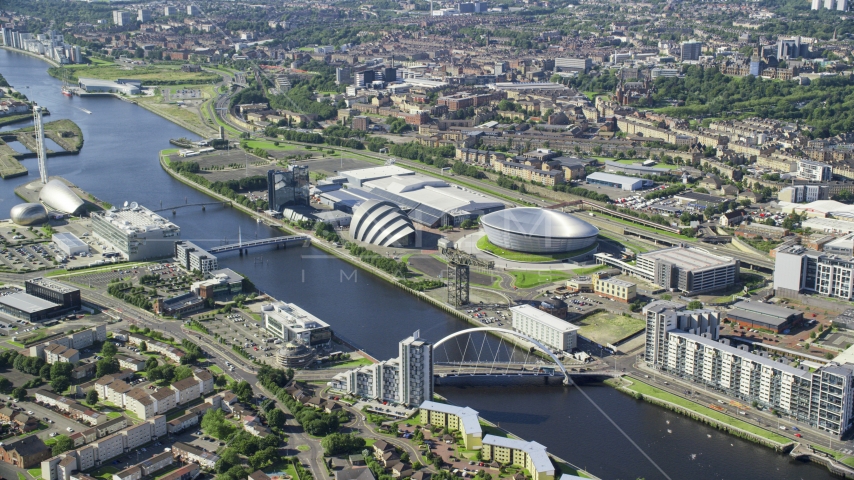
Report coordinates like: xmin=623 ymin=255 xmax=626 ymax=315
xmin=39 ymin=179 xmax=85 ymax=215
xmin=480 ymin=207 xmax=599 ymax=253
xmin=350 ymin=200 xmax=416 ymax=247
xmin=10 ymin=203 xmax=48 ymax=226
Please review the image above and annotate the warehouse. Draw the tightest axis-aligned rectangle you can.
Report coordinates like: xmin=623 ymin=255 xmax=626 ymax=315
xmin=726 ymin=301 xmax=803 ymax=333
xmin=586 ymin=172 xmax=652 ymax=191
xmin=78 ymin=78 xmax=141 ymax=95
xmin=0 ymin=292 xmax=66 ymax=322
xmin=52 ymin=232 xmax=88 ymax=256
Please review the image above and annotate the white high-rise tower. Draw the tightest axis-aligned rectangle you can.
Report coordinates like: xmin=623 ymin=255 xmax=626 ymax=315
xmin=33 ymin=106 xmax=48 ymax=184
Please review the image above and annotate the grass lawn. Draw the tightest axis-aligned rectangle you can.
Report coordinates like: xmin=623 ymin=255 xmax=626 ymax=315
xmin=166 ymin=409 xmax=187 ymax=421
xmin=811 ymin=444 xmax=854 ymax=467
xmin=57 ymin=64 xmax=221 ymax=85
xmin=106 ymin=412 xmax=122 ymax=419
xmin=6 ymin=341 xmax=24 ymax=348
xmin=597 ymin=232 xmax=652 ymax=254
xmin=209 ymin=365 xmax=224 ymax=374
xmin=476 ymin=236 xmax=597 ymax=263
xmin=27 ymin=467 xmax=42 ymax=479
xmin=508 ymin=270 xmax=573 ymax=289
xmin=479 ymin=420 xmax=509 ymax=438
xmin=575 ymin=311 xmax=645 ymax=346
xmin=243 ymin=140 xmax=301 ymax=151
xmin=297 ymin=444 xmax=311 ymax=451
xmin=89 ymin=465 xmax=119 ymax=480
xmin=571 ymin=264 xmax=607 ymax=275
xmin=588 ymin=212 xmax=694 ymax=241
xmin=17 ymin=473 xmax=25 ymax=480
xmin=623 ymin=377 xmax=790 ymax=444
xmin=322 ymin=357 xmax=374 ymax=369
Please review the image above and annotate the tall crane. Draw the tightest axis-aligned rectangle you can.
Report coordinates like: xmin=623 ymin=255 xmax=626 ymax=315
xmin=33 ymin=105 xmax=48 ymax=184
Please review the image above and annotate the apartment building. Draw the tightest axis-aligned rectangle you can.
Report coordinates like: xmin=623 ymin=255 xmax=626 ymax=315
xmin=644 ymin=301 xmax=854 ymax=437
xmin=419 ymin=401 xmax=482 ymax=449
xmin=173 ymin=241 xmax=218 ymax=274
xmin=171 ymin=442 xmax=219 ymax=469
xmin=775 ymin=246 xmax=854 ymax=300
xmin=125 ymin=333 xmax=184 ymax=362
xmin=510 ymin=305 xmax=578 ymax=352
xmin=331 ymin=332 xmax=432 ymax=407
xmin=481 ymin=435 xmax=555 ymax=480
xmin=30 ymin=325 xmax=106 ymax=364
xmin=798 ymin=159 xmax=833 ymax=182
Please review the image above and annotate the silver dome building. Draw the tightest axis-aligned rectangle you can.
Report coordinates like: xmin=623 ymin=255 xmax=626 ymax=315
xmin=10 ymin=203 xmax=48 ymax=226
xmin=480 ymin=207 xmax=599 ymax=253
xmin=39 ymin=180 xmax=85 ymax=215
xmin=350 ymin=200 xmax=416 ymax=247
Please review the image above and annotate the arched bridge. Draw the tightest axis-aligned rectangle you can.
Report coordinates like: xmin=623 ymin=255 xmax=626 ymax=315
xmin=433 ymin=327 xmax=571 ymax=385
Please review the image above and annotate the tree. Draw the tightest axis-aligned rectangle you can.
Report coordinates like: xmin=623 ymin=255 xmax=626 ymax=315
xmin=51 ymin=362 xmax=73 ymax=380
xmin=139 ymin=341 xmax=147 ymax=351
xmin=52 ymin=435 xmax=74 ymax=455
xmin=145 ymin=356 xmax=158 ymax=372
xmin=101 ymin=342 xmax=118 ymax=358
xmin=321 ymin=433 xmax=366 ymax=456
xmin=86 ymin=389 xmax=99 ymax=405
xmin=50 ymin=377 xmax=70 ymax=394
xmin=202 ymin=409 xmax=238 ymax=439
xmin=233 ymin=380 xmax=253 ymax=403
xmin=0 ymin=377 xmax=11 ymax=393
xmin=39 ymin=364 xmax=51 ymax=380
xmin=687 ymin=300 xmax=703 ymax=310
xmin=96 ymin=357 xmax=120 ymax=377
xmin=267 ymin=409 xmax=286 ymax=430
xmin=11 ymin=387 xmax=26 ymax=401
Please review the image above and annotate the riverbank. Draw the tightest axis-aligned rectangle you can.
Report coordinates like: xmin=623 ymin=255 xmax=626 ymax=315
xmin=608 ymin=376 xmax=794 ymax=450
xmin=0 ymin=46 xmax=61 ymax=68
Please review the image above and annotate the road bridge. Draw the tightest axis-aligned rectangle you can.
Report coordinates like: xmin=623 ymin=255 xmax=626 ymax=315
xmin=153 ymin=201 xmax=232 ymax=213
xmin=209 ymin=235 xmax=310 ymax=254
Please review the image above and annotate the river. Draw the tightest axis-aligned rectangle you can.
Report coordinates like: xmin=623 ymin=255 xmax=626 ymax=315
xmin=0 ymin=48 xmax=836 ymax=480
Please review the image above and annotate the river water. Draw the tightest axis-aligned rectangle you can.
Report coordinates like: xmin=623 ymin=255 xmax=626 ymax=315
xmin=0 ymin=49 xmax=835 ymax=480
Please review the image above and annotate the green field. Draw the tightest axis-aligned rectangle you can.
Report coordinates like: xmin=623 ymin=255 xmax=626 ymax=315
xmin=622 ymin=377 xmax=791 ymax=444
xmin=575 ymin=311 xmax=645 ymax=346
xmin=209 ymin=365 xmax=224 ymax=374
xmin=322 ymin=357 xmax=374 ymax=369
xmin=476 ymin=236 xmax=597 ymax=263
xmin=612 ymin=159 xmax=679 ymax=170
xmin=52 ymin=64 xmax=221 ymax=85
xmin=89 ymin=465 xmax=119 ymax=480
xmin=571 ymin=264 xmax=607 ymax=275
xmin=508 ymin=270 xmax=573 ymax=289
xmin=243 ymin=140 xmax=303 ymax=151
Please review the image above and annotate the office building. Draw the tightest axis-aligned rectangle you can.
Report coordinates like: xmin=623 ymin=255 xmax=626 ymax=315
xmin=510 ymin=304 xmax=578 ymax=352
xmin=593 ymin=277 xmax=637 ymax=302
xmin=138 ymin=9 xmax=151 ymax=22
xmin=555 ymin=57 xmax=591 ymax=73
xmin=644 ymin=300 xmax=854 ymax=437
xmin=797 ymin=159 xmax=833 ymax=182
xmin=331 ymin=332 xmax=432 ymax=407
xmin=173 ymin=241 xmax=218 ymax=274
xmin=0 ymin=291 xmax=72 ymax=322
xmin=419 ymin=401 xmax=482 ymax=449
xmin=481 ymin=435 xmax=554 ymax=480
xmin=190 ymin=268 xmax=244 ymax=299
xmin=596 ymin=245 xmax=739 ymax=294
xmin=267 ymin=167 xmax=310 ymax=213
xmin=25 ymin=278 xmax=81 ymax=311
xmin=263 ymin=301 xmax=332 ymax=346
xmin=354 ymin=70 xmax=375 ymax=87
xmin=680 ymin=41 xmax=702 ymax=62
xmin=52 ymin=233 xmax=88 ymax=257
xmin=336 ymin=67 xmax=351 ymax=85
xmin=774 ymin=245 xmax=854 ymax=300
xmin=91 ymin=205 xmax=180 ymax=261
xmin=112 ymin=11 xmax=132 ymax=26
xmin=187 ymin=5 xmax=200 ymax=15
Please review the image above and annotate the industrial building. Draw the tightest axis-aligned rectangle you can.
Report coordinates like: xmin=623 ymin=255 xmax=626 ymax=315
xmin=595 ymin=245 xmax=739 ymax=294
xmin=90 ymin=204 xmax=180 ymax=261
xmin=418 ymin=401 xmax=482 ymax=450
xmin=774 ymin=245 xmax=854 ymax=300
xmin=263 ymin=302 xmax=332 ymax=346
xmin=174 ymin=241 xmax=218 ymax=274
xmin=52 ymin=232 xmax=88 ymax=256
xmin=644 ymin=300 xmax=854 ymax=437
xmin=0 ymin=292 xmax=66 ymax=322
xmin=331 ymin=332 xmax=433 ymax=407
xmin=267 ymin=166 xmax=310 ymax=213
xmin=510 ymin=304 xmax=578 ymax=352
xmin=324 ymin=166 xmax=505 ymax=227
xmin=25 ymin=278 xmax=81 ymax=311
xmin=480 ymin=208 xmax=598 ymax=254
xmin=77 ymin=78 xmax=141 ymax=95
xmin=585 ymin=172 xmax=652 ymax=191
xmin=725 ymin=301 xmax=803 ymax=333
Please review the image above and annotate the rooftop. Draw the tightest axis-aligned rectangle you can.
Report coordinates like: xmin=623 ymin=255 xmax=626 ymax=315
xmin=0 ymin=291 xmax=59 ymax=313
xmin=510 ymin=304 xmax=579 ymax=333
xmin=586 ymin=171 xmax=646 ymax=186
xmin=639 ymin=245 xmax=737 ymax=272
xmin=419 ymin=401 xmax=482 ymax=435
xmin=26 ymin=276 xmax=78 ymax=294
xmin=51 ymin=233 xmax=88 ymax=251
xmin=93 ymin=205 xmax=180 ymax=236
xmin=482 ymin=434 xmax=553 ymax=474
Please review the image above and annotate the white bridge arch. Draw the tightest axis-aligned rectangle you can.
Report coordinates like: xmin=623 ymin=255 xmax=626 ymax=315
xmin=433 ymin=327 xmax=570 ymax=385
